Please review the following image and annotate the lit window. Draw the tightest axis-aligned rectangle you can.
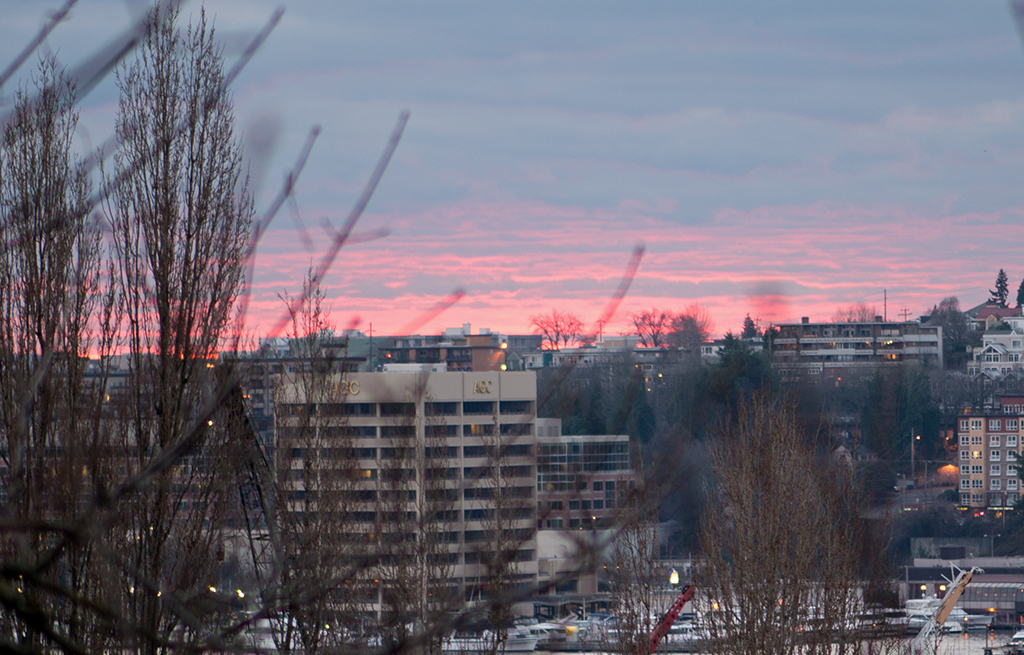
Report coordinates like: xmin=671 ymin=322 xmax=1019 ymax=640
xmin=972 ymin=451 xmax=983 ymax=460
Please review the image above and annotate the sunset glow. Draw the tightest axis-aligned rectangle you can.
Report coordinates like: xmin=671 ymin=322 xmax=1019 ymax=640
xmin=2 ymin=1 xmax=1022 ymax=340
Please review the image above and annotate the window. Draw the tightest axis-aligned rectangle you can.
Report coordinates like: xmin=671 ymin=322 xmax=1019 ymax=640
xmin=992 ymin=478 xmax=1002 ymax=490
xmin=960 ymin=419 xmax=969 ymax=431
xmin=1009 ymin=479 xmax=1019 ymax=491
xmin=593 ymin=481 xmax=603 ymax=491
xmin=1009 ymin=420 xmax=1020 ymax=431
xmin=991 ymin=436 xmax=1001 ymax=447
xmin=991 ymin=465 xmax=1001 ymax=476
xmin=972 ymin=465 xmax=984 ymax=475
xmin=961 ymin=450 xmax=969 ymax=460
xmin=960 ymin=465 xmax=970 ymax=475
xmin=972 ymin=479 xmax=984 ymax=489
xmin=991 ymin=420 xmax=1002 ymax=431
xmin=971 ymin=435 xmax=983 ymax=445
xmin=991 ymin=451 xmax=1001 ymax=461
xmin=959 ymin=435 xmax=969 ymax=445
xmin=961 ymin=479 xmax=971 ymax=490
xmin=972 ymin=494 xmax=984 ymax=504
xmin=1010 ymin=493 xmax=1019 ymax=503
xmin=971 ymin=419 xmax=983 ymax=430
xmin=568 ymin=501 xmax=579 ymax=511
xmin=545 ymin=519 xmax=563 ymax=529
xmin=593 ymin=499 xmax=604 ymax=509
xmin=1009 ymin=435 xmax=1019 ymax=447
xmin=972 ymin=451 xmax=983 ymax=460
xmin=961 ymin=493 xmax=971 ymax=505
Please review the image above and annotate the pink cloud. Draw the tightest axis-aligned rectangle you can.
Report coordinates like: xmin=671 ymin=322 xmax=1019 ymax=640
xmin=243 ymin=198 xmax=1017 ymax=339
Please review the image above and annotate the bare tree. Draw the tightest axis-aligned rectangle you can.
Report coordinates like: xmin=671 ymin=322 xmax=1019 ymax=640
xmin=103 ymin=6 xmax=254 ymax=653
xmin=530 ymin=309 xmax=584 ymax=350
xmin=0 ymin=56 xmax=114 ymax=653
xmin=697 ymin=394 xmax=868 ymax=655
xmin=831 ymin=303 xmax=878 ymax=323
xmin=608 ymin=451 xmax=663 ymax=655
xmin=668 ymin=303 xmax=715 ymax=351
xmin=629 ymin=308 xmax=670 ymax=348
xmin=267 ymin=271 xmax=369 ymax=655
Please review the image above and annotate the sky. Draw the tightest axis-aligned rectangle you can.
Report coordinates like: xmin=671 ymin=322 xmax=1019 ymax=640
xmin=3 ymin=1 xmax=1024 ymax=340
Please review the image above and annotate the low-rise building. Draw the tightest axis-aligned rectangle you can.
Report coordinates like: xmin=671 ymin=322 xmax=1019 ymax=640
xmin=535 ymin=418 xmax=633 ymax=531
xmin=772 ymin=317 xmax=942 ymax=378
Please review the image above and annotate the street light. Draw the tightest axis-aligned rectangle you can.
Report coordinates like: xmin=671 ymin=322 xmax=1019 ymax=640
xmin=669 ymin=568 xmax=679 ymax=586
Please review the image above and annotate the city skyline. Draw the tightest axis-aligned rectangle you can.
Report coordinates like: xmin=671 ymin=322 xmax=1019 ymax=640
xmin=2 ymin=1 xmax=1023 ymax=338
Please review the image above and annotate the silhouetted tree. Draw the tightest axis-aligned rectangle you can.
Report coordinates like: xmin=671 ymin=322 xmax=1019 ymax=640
xmin=925 ymin=296 xmax=976 ymax=369
xmin=105 ymin=7 xmax=254 ymax=652
xmin=831 ymin=303 xmax=877 ymax=323
xmin=740 ymin=314 xmax=758 ymax=339
xmin=991 ymin=269 xmax=1010 ymax=308
xmin=667 ymin=302 xmax=714 ymax=352
xmin=530 ymin=309 xmax=583 ymax=350
xmin=629 ymin=308 xmax=670 ymax=348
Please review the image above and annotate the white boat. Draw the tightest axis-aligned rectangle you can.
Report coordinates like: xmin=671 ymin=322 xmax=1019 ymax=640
xmin=905 ymin=598 xmax=970 ymax=634
xmin=663 ymin=621 xmax=710 ymax=648
xmin=443 ymin=629 xmax=539 ymax=652
xmin=1008 ymin=629 xmax=1024 ymax=646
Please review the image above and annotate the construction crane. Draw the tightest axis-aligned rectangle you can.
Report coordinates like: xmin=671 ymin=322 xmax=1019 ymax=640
xmin=650 ymin=584 xmax=696 ymax=654
xmin=910 ymin=565 xmax=983 ymax=654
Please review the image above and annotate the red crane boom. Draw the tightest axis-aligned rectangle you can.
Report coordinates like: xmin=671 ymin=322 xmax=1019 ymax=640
xmin=649 ymin=584 xmax=696 ymax=654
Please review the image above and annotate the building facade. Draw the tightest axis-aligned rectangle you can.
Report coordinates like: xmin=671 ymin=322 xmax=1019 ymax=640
xmin=534 ymin=418 xmax=633 ymax=531
xmin=956 ymin=403 xmax=1024 ymax=509
xmin=272 ymin=370 xmax=539 ymax=611
xmin=772 ymin=318 xmax=943 ymax=378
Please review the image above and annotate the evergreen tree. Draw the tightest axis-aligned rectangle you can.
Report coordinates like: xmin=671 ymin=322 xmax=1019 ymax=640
xmin=1016 ymin=277 xmax=1024 ymax=308
xmin=990 ymin=269 xmax=1010 ymax=307
xmin=741 ymin=313 xmax=759 ymax=339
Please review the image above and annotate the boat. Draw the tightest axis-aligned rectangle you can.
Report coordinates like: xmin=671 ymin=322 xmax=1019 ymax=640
xmin=443 ymin=628 xmax=539 ymax=652
xmin=905 ymin=598 xmax=971 ymax=634
xmin=662 ymin=621 xmax=710 ymax=649
xmin=1009 ymin=629 xmax=1024 ymax=646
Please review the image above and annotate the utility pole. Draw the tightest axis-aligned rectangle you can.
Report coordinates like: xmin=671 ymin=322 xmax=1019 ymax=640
xmin=913 ymin=429 xmax=921 ymax=487
xmin=368 ymin=322 xmax=374 ymax=371
xmin=884 ymin=289 xmax=887 ymax=322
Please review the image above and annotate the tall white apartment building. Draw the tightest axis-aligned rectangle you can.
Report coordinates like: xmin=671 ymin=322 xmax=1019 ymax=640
xmin=273 ymin=370 xmax=539 ymax=612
